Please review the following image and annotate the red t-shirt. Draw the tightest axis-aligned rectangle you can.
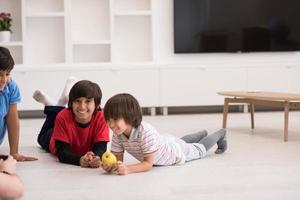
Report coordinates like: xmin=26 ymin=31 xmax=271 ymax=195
xmin=49 ymin=108 xmax=109 ymax=156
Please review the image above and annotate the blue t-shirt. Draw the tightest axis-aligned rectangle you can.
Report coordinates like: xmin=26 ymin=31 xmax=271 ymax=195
xmin=0 ymin=79 xmax=21 ymax=144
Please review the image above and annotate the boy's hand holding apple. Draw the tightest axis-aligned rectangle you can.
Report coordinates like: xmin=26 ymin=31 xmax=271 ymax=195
xmin=115 ymin=161 xmax=128 ymax=175
xmin=101 ymin=151 xmax=117 ymax=173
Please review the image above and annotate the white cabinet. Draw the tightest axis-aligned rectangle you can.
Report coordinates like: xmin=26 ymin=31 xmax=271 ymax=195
xmin=70 ymin=68 xmax=160 ymax=107
xmin=13 ymin=67 xmax=159 ymax=110
xmin=13 ymin=71 xmax=70 ymax=110
xmin=247 ymin=66 xmax=300 ymax=93
xmin=160 ymin=67 xmax=247 ymax=106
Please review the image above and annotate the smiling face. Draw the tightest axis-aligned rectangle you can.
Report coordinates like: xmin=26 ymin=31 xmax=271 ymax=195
xmin=72 ymin=97 xmax=96 ymax=124
xmin=0 ymin=70 xmax=11 ymax=91
xmin=107 ymin=118 xmax=132 ymax=136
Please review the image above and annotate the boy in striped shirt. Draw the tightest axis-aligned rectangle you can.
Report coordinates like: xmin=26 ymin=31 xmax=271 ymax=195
xmin=102 ymin=93 xmax=227 ymax=175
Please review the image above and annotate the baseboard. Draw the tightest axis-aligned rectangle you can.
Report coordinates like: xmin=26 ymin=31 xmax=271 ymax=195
xmin=19 ymin=110 xmax=45 ymax=119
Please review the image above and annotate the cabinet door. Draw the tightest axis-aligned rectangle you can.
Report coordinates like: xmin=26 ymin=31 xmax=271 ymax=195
xmin=288 ymin=67 xmax=300 ymax=93
xmin=247 ymin=66 xmax=300 ymax=93
xmin=71 ymin=69 xmax=160 ymax=107
xmin=160 ymin=68 xmax=247 ymax=106
xmin=13 ymin=71 xmax=70 ymax=110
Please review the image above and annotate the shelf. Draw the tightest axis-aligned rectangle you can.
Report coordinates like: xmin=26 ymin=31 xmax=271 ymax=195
xmin=114 ymin=11 xmax=152 ymax=16
xmin=72 ymin=40 xmax=111 ymax=45
xmin=14 ymin=62 xmax=158 ymax=72
xmin=0 ymin=41 xmax=23 ymax=46
xmin=26 ymin=12 xmax=65 ymax=17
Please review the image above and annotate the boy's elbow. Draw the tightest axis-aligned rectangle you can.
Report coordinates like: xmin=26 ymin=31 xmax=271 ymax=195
xmin=145 ymin=162 xmax=153 ymax=172
xmin=57 ymin=154 xmax=67 ymax=164
xmin=57 ymin=155 xmax=69 ymax=164
xmin=146 ymin=165 xmax=153 ymax=172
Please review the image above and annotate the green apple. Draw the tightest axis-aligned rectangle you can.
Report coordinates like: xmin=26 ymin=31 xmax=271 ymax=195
xmin=101 ymin=151 xmax=117 ymax=167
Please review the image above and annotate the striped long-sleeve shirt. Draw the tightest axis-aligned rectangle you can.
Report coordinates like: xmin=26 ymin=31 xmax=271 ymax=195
xmin=111 ymin=121 xmax=183 ymax=166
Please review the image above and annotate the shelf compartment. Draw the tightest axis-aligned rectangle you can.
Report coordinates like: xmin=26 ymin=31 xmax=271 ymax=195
xmin=72 ymin=44 xmax=111 ymax=63
xmin=71 ymin=0 xmax=110 ymax=41
xmin=114 ymin=0 xmax=151 ymax=11
xmin=26 ymin=12 xmax=65 ymax=17
xmin=0 ymin=0 xmax=23 ymax=42
xmin=25 ymin=0 xmax=64 ymax=14
xmin=113 ymin=16 xmax=152 ymax=62
xmin=114 ymin=11 xmax=152 ymax=16
xmin=26 ymin=17 xmax=65 ymax=64
xmin=0 ymin=41 xmax=23 ymax=46
xmin=3 ymin=46 xmax=23 ymax=64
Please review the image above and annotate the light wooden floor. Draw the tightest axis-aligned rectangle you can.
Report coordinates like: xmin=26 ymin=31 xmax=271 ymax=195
xmin=1 ymin=111 xmax=300 ymax=200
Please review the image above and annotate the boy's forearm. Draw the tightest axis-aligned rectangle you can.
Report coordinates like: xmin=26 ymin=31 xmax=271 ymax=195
xmin=8 ymin=126 xmax=19 ymax=154
xmin=126 ymin=161 xmax=153 ymax=174
xmin=6 ymin=104 xmax=20 ymax=155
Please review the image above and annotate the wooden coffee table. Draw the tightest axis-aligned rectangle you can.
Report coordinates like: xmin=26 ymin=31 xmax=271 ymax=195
xmin=218 ymin=91 xmax=300 ymax=141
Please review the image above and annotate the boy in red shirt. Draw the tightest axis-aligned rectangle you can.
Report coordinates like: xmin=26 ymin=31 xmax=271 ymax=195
xmin=33 ymin=79 xmax=109 ymax=167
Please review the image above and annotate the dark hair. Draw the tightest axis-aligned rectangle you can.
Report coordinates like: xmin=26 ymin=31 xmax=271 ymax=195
xmin=104 ymin=93 xmax=142 ymax=128
xmin=0 ymin=46 xmax=15 ymax=71
xmin=68 ymin=80 xmax=102 ymax=110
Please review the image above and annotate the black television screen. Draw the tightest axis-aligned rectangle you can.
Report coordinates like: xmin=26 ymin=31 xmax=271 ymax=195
xmin=174 ymin=0 xmax=300 ymax=53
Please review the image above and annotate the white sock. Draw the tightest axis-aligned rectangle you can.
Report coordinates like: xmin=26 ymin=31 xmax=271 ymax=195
xmin=33 ymin=90 xmax=55 ymax=106
xmin=56 ymin=76 xmax=77 ymax=106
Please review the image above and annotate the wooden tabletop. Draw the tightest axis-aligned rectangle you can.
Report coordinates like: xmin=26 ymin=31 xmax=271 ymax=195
xmin=218 ymin=91 xmax=300 ymax=101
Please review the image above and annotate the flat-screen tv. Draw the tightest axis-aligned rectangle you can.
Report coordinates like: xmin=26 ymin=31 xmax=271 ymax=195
xmin=174 ymin=0 xmax=300 ymax=53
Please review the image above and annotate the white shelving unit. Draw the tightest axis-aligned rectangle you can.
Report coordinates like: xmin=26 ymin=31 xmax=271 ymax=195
xmin=1 ymin=0 xmax=153 ymax=110
xmin=1 ymin=0 xmax=153 ymax=66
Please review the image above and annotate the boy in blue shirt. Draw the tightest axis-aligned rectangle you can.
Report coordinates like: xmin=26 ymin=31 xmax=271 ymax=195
xmin=0 ymin=46 xmax=37 ymax=161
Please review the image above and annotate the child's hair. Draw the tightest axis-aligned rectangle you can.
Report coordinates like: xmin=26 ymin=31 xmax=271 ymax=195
xmin=68 ymin=80 xmax=102 ymax=110
xmin=0 ymin=46 xmax=15 ymax=71
xmin=104 ymin=93 xmax=142 ymax=128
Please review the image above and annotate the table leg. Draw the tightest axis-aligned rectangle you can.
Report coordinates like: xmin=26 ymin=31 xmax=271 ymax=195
xmin=250 ymin=104 xmax=255 ymax=129
xmin=222 ymin=98 xmax=229 ymax=128
xmin=284 ymin=102 xmax=289 ymax=142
